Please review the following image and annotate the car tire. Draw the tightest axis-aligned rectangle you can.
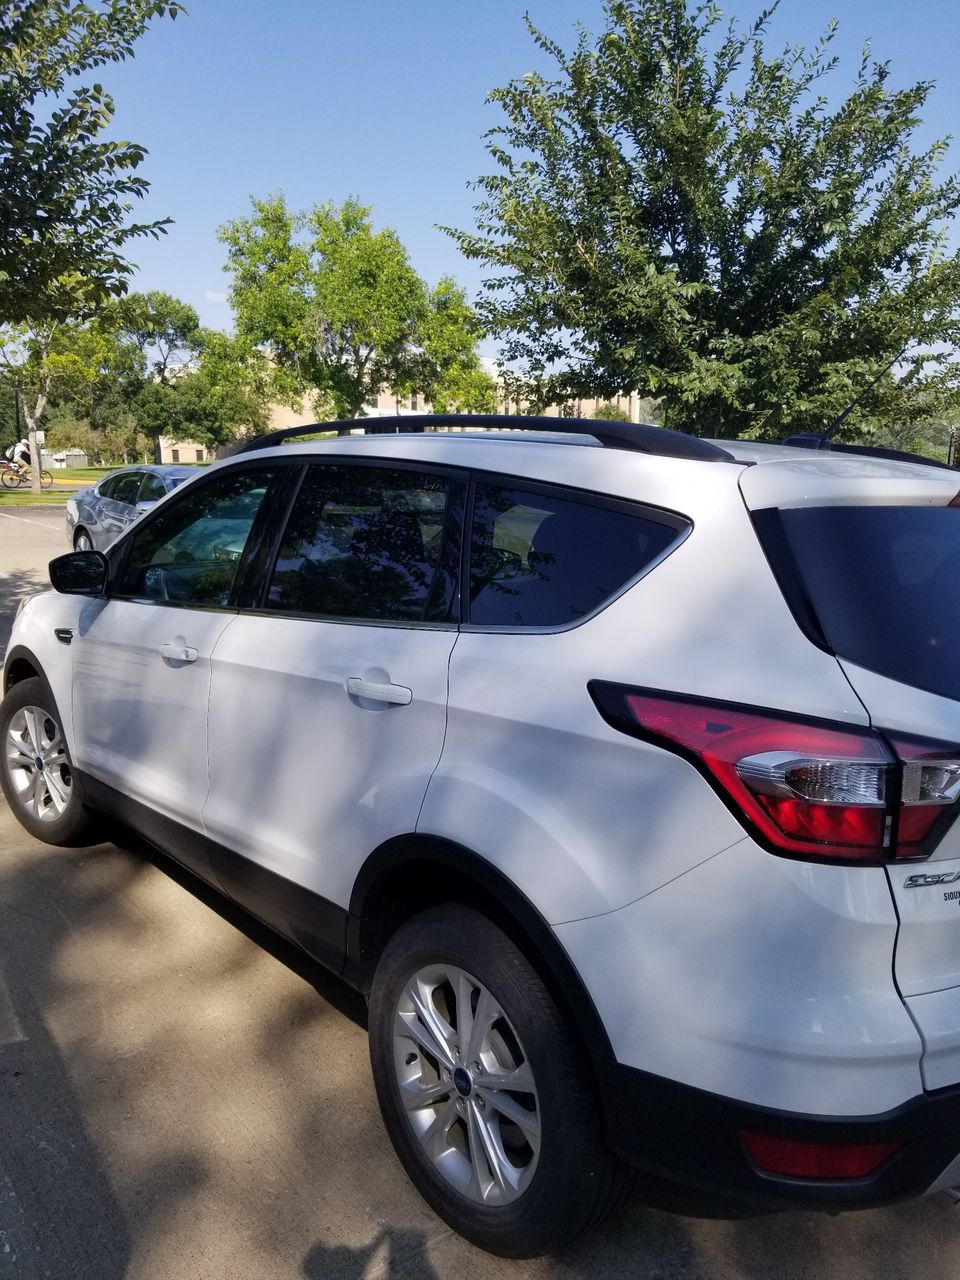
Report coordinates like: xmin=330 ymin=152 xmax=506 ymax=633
xmin=0 ymin=678 xmax=97 ymax=846
xmin=73 ymin=528 xmax=93 ymax=552
xmin=368 ymin=904 xmax=631 ymax=1257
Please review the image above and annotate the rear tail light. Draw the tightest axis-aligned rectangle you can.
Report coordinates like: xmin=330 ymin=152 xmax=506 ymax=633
xmin=739 ymin=1130 xmax=902 ymax=1180
xmin=589 ymin=683 xmax=960 ymax=863
xmin=893 ymin=738 xmax=960 ymax=856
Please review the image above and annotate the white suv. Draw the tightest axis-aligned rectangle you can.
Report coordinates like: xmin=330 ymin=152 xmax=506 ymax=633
xmin=5 ymin=415 xmax=960 ymax=1257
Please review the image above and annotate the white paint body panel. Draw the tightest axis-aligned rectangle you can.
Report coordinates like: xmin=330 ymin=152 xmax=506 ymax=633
xmin=71 ymin=599 xmax=234 ymax=826
xmin=904 ymin=987 xmax=960 ymax=1091
xmin=840 ymin=663 xmax=960 ymax=1092
xmin=556 ymin=840 xmax=923 ymax=1114
xmin=202 ymin=614 xmax=455 ymax=904
xmin=4 ymin=590 xmax=86 ymax=742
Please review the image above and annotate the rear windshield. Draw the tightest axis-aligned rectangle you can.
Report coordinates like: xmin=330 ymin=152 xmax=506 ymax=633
xmin=768 ymin=505 xmax=960 ymax=701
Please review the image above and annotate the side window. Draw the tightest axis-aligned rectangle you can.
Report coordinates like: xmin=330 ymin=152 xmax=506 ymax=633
xmin=97 ymin=476 xmax=117 ymax=499
xmin=267 ymin=464 xmax=454 ymax=622
xmin=468 ymin=484 xmax=682 ymax=627
xmin=138 ymin=473 xmax=167 ymax=503
xmin=118 ymin=468 xmax=275 ymax=607
xmin=111 ymin=472 xmax=143 ymax=507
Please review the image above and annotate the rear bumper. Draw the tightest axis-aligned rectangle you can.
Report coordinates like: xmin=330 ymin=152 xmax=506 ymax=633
xmin=600 ymin=1062 xmax=960 ymax=1207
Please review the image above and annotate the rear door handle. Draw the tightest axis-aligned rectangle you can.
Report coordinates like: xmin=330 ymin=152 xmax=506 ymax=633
xmin=346 ymin=677 xmax=412 ymax=706
xmin=160 ymin=641 xmax=199 ymax=664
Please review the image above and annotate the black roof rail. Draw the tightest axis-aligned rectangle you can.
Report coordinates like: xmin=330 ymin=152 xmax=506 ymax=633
xmin=781 ymin=436 xmax=957 ymax=472
xmin=234 ymin=414 xmax=735 ymax=463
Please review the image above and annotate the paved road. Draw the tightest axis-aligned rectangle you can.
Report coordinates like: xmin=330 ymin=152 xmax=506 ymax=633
xmin=2 ymin=512 xmax=960 ymax=1279
xmin=0 ymin=508 xmax=68 ymax=658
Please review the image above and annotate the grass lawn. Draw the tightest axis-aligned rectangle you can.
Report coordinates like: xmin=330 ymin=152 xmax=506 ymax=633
xmin=51 ymin=466 xmax=114 ymax=481
xmin=1 ymin=489 xmax=73 ymax=506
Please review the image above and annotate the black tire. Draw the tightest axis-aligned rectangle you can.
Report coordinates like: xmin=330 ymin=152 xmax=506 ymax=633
xmin=73 ymin=528 xmax=93 ymax=552
xmin=0 ymin=677 xmax=97 ymax=845
xmin=369 ymin=904 xmax=631 ymax=1257
xmin=39 ymin=469 xmax=53 ymax=489
xmin=1 ymin=468 xmax=21 ymax=489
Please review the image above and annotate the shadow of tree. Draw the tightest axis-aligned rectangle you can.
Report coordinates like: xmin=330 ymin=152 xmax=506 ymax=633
xmin=303 ymin=1228 xmax=442 ymax=1279
xmin=0 ymin=568 xmax=48 ymax=659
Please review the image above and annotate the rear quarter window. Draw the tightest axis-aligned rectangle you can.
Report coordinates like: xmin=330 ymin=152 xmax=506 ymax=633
xmin=468 ymin=483 xmax=685 ymax=628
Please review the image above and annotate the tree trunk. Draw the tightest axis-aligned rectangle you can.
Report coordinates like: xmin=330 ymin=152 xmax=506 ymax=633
xmin=21 ymin=389 xmax=47 ymax=496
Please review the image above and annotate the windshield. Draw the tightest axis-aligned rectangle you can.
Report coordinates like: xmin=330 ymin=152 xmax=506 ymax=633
xmin=768 ymin=505 xmax=960 ymax=701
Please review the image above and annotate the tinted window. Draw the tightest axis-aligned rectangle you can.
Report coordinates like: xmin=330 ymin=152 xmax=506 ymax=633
xmin=111 ymin=472 xmax=143 ymax=507
xmin=139 ymin=473 xmax=167 ymax=502
xmin=96 ymin=476 xmax=118 ymax=499
xmin=772 ymin=505 xmax=960 ymax=701
xmin=468 ymin=484 xmax=681 ymax=627
xmin=268 ymin=465 xmax=453 ymax=622
xmin=119 ymin=468 xmax=274 ymax=607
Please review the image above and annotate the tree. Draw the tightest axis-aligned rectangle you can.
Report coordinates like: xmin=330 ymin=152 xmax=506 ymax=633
xmin=44 ymin=411 xmax=104 ymax=461
xmin=116 ymin=290 xmax=201 ymax=383
xmin=448 ymin=0 xmax=960 ymax=438
xmin=219 ymin=196 xmax=488 ymax=428
xmin=416 ymin=279 xmax=499 ymax=413
xmin=594 ymin=401 xmax=631 ymax=422
xmin=1 ymin=1 xmax=183 ymax=325
xmin=112 ymin=290 xmax=202 ymax=458
xmin=0 ymin=310 xmax=123 ymax=489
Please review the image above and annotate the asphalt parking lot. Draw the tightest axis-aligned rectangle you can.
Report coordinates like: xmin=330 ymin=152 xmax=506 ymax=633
xmin=3 ymin=509 xmax=960 ymax=1279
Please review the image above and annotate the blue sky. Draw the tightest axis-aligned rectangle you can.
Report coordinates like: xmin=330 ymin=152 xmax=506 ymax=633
xmin=104 ymin=0 xmax=960 ymax=335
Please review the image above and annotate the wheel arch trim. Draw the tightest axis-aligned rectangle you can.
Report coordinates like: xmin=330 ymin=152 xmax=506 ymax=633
xmin=348 ymin=833 xmax=617 ymax=1081
xmin=2 ymin=644 xmax=49 ymax=697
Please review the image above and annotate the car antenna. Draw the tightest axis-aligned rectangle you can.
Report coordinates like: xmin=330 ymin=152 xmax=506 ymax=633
xmin=816 ymin=347 xmax=907 ymax=449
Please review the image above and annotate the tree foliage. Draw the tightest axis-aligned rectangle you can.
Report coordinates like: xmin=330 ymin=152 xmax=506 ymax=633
xmin=2 ymin=293 xmax=268 ymax=472
xmin=594 ymin=401 xmax=631 ymax=422
xmin=0 ymin=0 xmax=183 ymax=325
xmin=449 ymin=0 xmax=960 ymax=437
xmin=0 ymin=311 xmax=125 ymax=486
xmin=219 ymin=196 xmax=490 ymax=425
xmin=115 ymin=288 xmax=200 ymax=381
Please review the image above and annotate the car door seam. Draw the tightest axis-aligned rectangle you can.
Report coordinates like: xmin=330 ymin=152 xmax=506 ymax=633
xmin=415 ymin=629 xmax=461 ymax=833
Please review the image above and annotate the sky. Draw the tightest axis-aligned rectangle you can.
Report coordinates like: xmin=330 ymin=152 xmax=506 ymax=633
xmin=101 ymin=0 xmax=960 ymax=338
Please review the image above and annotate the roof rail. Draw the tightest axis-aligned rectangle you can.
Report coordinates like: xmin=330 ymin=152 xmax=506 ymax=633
xmin=234 ymin=414 xmax=735 ymax=463
xmin=781 ymin=436 xmax=956 ymax=472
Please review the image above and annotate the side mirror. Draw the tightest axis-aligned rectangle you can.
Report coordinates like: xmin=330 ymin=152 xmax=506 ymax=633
xmin=49 ymin=550 xmax=108 ymax=597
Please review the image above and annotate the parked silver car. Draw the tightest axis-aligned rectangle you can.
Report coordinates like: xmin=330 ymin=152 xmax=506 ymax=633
xmin=65 ymin=465 xmax=197 ymax=551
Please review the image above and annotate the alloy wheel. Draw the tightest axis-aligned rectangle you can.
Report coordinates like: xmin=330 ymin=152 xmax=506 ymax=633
xmin=393 ymin=963 xmax=541 ymax=1206
xmin=5 ymin=705 xmax=73 ymax=822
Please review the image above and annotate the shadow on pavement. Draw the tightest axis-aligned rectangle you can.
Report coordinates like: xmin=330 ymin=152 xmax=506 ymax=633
xmin=3 ymin=811 xmax=960 ymax=1280
xmin=303 ymin=1229 xmax=441 ymax=1279
xmin=0 ymin=851 xmax=133 ymax=1280
xmin=0 ymin=568 xmax=47 ymax=660
xmin=106 ymin=822 xmax=369 ymax=1031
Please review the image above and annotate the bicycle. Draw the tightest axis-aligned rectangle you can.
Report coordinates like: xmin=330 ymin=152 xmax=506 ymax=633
xmin=1 ymin=465 xmax=53 ymax=490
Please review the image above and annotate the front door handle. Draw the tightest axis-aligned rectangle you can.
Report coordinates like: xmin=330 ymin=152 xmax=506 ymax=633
xmin=160 ymin=640 xmax=199 ymax=664
xmin=346 ymin=677 xmax=412 ymax=706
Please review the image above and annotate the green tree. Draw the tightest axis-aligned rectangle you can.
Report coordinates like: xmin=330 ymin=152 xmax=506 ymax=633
xmin=449 ymin=0 xmax=960 ymax=438
xmin=44 ymin=411 xmax=105 ymax=461
xmin=116 ymin=290 xmax=201 ymax=383
xmin=219 ymin=196 xmax=487 ymax=428
xmin=594 ymin=401 xmax=631 ymax=422
xmin=110 ymin=290 xmax=202 ymax=458
xmin=416 ymin=279 xmax=499 ymax=413
xmin=1 ymin=1 xmax=183 ymax=325
xmin=0 ymin=311 xmax=124 ymax=489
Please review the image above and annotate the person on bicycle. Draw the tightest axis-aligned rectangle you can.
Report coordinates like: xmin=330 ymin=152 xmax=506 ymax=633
xmin=12 ymin=439 xmax=30 ymax=477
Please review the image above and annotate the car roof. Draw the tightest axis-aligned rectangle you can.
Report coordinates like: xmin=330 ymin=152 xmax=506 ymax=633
xmin=101 ymin=464 xmax=198 ymax=480
xmin=216 ymin=422 xmax=960 ymax=513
